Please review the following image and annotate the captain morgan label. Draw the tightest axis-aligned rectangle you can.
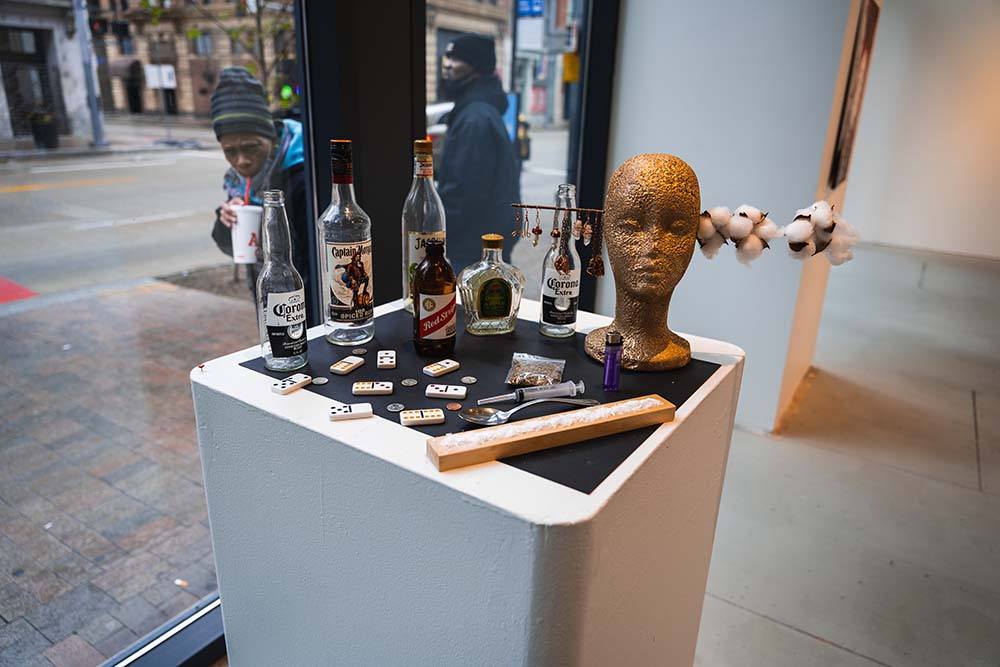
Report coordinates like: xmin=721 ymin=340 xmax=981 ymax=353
xmin=264 ymin=289 xmax=307 ymax=357
xmin=541 ymin=266 xmax=580 ymax=326
xmin=325 ymin=240 xmax=374 ymax=322
xmin=418 ymin=292 xmax=456 ymax=341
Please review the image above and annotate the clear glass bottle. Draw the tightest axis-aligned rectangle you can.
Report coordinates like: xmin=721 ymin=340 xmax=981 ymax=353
xmin=458 ymin=233 xmax=525 ymax=335
xmin=539 ymin=184 xmax=582 ymax=338
xmin=402 ymin=139 xmax=446 ymax=313
xmin=317 ymin=139 xmax=375 ymax=345
xmin=257 ymin=189 xmax=308 ymax=371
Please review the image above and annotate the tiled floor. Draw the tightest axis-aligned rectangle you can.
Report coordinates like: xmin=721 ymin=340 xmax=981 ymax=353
xmin=0 ymin=280 xmax=256 ymax=665
xmin=1 ymin=245 xmax=997 ymax=666
xmin=696 ymin=246 xmax=1000 ymax=666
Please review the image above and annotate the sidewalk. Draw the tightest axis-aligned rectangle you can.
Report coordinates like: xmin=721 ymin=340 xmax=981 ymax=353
xmin=0 ymin=278 xmax=256 ymax=664
xmin=0 ymin=115 xmax=217 ymax=161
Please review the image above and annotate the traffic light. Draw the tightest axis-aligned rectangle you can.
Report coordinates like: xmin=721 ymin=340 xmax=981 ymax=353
xmin=90 ymin=18 xmax=108 ymax=37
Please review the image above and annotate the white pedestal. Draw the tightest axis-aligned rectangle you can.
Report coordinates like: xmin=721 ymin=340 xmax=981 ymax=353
xmin=191 ymin=300 xmax=744 ymax=666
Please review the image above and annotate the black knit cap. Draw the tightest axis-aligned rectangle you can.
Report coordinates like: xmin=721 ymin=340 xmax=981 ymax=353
xmin=446 ymin=34 xmax=497 ymax=74
xmin=210 ymin=67 xmax=276 ymax=140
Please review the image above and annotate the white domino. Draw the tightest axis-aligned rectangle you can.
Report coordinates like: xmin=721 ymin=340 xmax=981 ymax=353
xmin=330 ymin=355 xmax=365 ymax=375
xmin=352 ymin=381 xmax=393 ymax=396
xmin=399 ymin=408 xmax=446 ymax=426
xmin=425 ymin=384 xmax=467 ymax=400
xmin=329 ymin=402 xmax=373 ymax=421
xmin=271 ymin=373 xmax=312 ymax=395
xmin=422 ymin=359 xmax=460 ymax=378
xmin=376 ymin=350 xmax=396 ymax=369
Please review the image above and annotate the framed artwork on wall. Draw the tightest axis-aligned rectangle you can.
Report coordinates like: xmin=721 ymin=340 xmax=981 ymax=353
xmin=827 ymin=0 xmax=880 ymax=190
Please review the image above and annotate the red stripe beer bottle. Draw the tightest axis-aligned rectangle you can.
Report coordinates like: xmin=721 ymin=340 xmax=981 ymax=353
xmin=413 ymin=238 xmax=457 ymax=357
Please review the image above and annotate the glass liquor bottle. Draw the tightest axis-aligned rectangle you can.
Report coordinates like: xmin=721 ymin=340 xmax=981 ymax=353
xmin=401 ymin=139 xmax=446 ymax=313
xmin=317 ymin=139 xmax=375 ymax=345
xmin=458 ymin=233 xmax=525 ymax=335
xmin=257 ymin=190 xmax=308 ymax=371
xmin=412 ymin=238 xmax=457 ymax=356
xmin=539 ymin=184 xmax=582 ymax=338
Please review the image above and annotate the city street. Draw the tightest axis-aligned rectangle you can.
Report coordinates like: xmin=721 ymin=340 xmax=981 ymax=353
xmin=0 ymin=124 xmax=568 ymax=298
xmin=0 ymin=149 xmax=230 ymax=295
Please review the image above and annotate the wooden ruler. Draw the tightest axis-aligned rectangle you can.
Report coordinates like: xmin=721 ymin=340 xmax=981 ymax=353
xmin=427 ymin=394 xmax=676 ymax=472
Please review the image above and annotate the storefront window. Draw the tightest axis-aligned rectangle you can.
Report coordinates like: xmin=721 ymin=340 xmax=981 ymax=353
xmin=0 ymin=1 xmax=299 ymax=663
xmin=425 ymin=0 xmax=585 ymax=299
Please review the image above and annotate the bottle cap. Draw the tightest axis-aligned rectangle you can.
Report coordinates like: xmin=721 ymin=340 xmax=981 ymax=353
xmin=481 ymin=233 xmax=504 ymax=249
xmin=330 ymin=139 xmax=352 ymax=162
xmin=414 ymin=139 xmax=433 ymax=155
xmin=605 ymin=330 xmax=622 ymax=346
xmin=330 ymin=139 xmax=353 ymax=183
xmin=262 ymin=189 xmax=283 ymax=205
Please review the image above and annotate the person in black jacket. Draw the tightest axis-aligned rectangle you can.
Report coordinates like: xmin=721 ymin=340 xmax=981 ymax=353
xmin=438 ymin=34 xmax=520 ymax=271
xmin=209 ymin=67 xmax=311 ymax=308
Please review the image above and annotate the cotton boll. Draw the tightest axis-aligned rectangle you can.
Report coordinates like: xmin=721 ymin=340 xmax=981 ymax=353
xmin=728 ymin=212 xmax=754 ymax=240
xmin=824 ymin=219 xmax=859 ymax=266
xmin=708 ymin=206 xmax=732 ymax=230
xmin=787 ymin=237 xmax=816 ymax=260
xmin=794 ymin=206 xmax=814 ymax=220
xmin=698 ymin=211 xmax=717 ymax=242
xmin=735 ymin=233 xmax=765 ymax=265
xmin=699 ymin=233 xmax=727 ymax=259
xmin=784 ymin=218 xmax=814 ymax=244
xmin=810 ymin=200 xmax=834 ymax=230
xmin=754 ymin=217 xmax=782 ymax=241
xmin=733 ymin=204 xmax=763 ymax=224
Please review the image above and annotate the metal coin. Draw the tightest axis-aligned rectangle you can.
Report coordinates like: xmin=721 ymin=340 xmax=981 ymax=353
xmin=401 ymin=378 xmax=419 ymax=387
xmin=460 ymin=376 xmax=478 ymax=385
xmin=386 ymin=403 xmax=405 ymax=413
xmin=311 ymin=377 xmax=329 ymax=386
xmin=352 ymin=347 xmax=368 ymax=355
xmin=445 ymin=402 xmax=463 ymax=412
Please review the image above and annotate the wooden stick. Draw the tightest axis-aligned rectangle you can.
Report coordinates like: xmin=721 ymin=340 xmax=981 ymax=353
xmin=427 ymin=394 xmax=675 ymax=472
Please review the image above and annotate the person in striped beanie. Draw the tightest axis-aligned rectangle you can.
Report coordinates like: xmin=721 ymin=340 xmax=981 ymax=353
xmin=209 ymin=67 xmax=310 ymax=306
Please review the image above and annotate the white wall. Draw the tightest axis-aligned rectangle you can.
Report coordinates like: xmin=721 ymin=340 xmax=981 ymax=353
xmin=846 ymin=0 xmax=1000 ymax=260
xmin=596 ymin=0 xmax=853 ymax=430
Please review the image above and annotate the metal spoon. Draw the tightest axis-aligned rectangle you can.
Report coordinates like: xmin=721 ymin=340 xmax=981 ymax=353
xmin=459 ymin=397 xmax=599 ymax=426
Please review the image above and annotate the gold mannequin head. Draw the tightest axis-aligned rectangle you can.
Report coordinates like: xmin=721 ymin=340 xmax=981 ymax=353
xmin=585 ymin=154 xmax=700 ymax=370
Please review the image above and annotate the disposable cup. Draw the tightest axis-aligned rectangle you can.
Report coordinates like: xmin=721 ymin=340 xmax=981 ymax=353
xmin=231 ymin=205 xmax=263 ymax=264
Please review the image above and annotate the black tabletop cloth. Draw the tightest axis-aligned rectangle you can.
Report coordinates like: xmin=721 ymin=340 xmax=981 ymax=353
xmin=241 ymin=306 xmax=720 ymax=494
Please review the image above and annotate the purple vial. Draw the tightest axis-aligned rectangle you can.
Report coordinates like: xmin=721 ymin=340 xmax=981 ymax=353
xmin=602 ymin=330 xmax=623 ymax=392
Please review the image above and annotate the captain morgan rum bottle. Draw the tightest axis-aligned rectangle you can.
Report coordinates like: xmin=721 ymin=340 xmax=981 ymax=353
xmin=318 ymin=139 xmax=375 ymax=345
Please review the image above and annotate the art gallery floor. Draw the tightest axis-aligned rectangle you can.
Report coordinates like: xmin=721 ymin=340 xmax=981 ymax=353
xmin=696 ymin=245 xmax=1000 ymax=666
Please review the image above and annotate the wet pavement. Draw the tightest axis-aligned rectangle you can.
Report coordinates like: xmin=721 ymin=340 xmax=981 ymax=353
xmin=0 ymin=279 xmax=256 ymax=664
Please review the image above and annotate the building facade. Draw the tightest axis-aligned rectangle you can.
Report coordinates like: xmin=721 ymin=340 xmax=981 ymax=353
xmin=90 ymin=0 xmax=295 ymax=117
xmin=426 ymin=0 xmax=513 ymax=105
xmin=0 ymin=0 xmax=100 ymax=143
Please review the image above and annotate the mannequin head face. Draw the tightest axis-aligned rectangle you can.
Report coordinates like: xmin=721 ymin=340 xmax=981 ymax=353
xmin=604 ymin=154 xmax=700 ymax=301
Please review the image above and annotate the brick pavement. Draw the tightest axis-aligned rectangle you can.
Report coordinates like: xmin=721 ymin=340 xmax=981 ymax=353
xmin=0 ymin=281 xmax=257 ymax=666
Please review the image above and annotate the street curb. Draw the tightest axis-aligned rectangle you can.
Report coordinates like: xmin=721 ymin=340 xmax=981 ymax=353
xmin=0 ymin=142 xmax=209 ymax=161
